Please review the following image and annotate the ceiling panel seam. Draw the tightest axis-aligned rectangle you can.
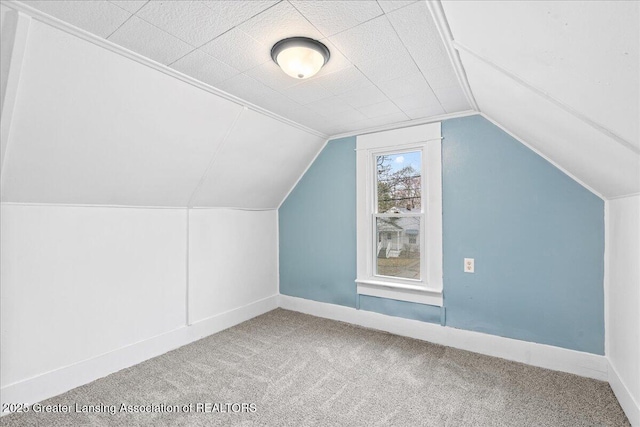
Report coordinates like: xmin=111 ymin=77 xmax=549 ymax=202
xmin=163 ymin=0 xmax=285 ymax=67
xmin=132 ymin=0 xmax=282 ymax=50
xmin=425 ymin=0 xmax=479 ymax=112
xmin=286 ymin=0 xmax=331 ymax=38
xmin=109 ymin=0 xmax=149 ymax=15
xmin=319 ymin=15 xmax=414 ymax=122
xmin=454 ymin=41 xmax=640 ymax=156
xmin=106 ymin=7 xmax=194 ymax=48
xmin=287 ymin=0 xmax=416 ymax=122
xmin=186 ymin=107 xmax=246 ymax=208
xmin=105 ymin=6 xmax=200 ymax=67
xmin=286 ymin=0 xmax=409 ymax=119
xmin=383 ymin=11 xmax=446 ymax=113
xmin=198 ymin=0 xmax=284 ymax=42
xmin=165 ymin=47 xmax=196 ymax=68
xmin=104 ymin=10 xmax=134 ymax=39
xmin=288 ymin=0 xmax=382 ymax=39
xmin=349 ymin=60 xmax=411 ymax=121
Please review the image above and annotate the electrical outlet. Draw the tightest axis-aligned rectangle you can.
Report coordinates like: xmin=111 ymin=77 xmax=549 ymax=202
xmin=464 ymin=258 xmax=474 ymax=273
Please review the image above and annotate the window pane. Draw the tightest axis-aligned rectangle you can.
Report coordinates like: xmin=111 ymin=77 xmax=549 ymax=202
xmin=375 ymin=216 xmax=421 ymax=280
xmin=376 ymin=151 xmax=421 ymax=213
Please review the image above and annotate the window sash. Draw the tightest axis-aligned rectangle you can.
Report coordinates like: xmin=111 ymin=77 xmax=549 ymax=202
xmin=372 ymin=213 xmax=424 ymax=282
xmin=373 ymin=149 xmax=424 ymax=216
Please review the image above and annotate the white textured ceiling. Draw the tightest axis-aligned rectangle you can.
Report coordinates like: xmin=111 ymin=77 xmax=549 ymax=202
xmin=20 ymin=0 xmax=471 ymax=136
xmin=443 ymin=0 xmax=640 ymax=199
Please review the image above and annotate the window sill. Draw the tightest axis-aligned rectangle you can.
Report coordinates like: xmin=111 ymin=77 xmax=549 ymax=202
xmin=355 ymin=279 xmax=443 ymax=307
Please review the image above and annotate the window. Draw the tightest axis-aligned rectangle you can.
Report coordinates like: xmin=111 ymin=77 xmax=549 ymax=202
xmin=375 ymin=151 xmax=422 ymax=281
xmin=356 ymin=123 xmax=443 ymax=306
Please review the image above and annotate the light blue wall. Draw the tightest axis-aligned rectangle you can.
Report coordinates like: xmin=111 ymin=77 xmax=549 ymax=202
xmin=359 ymin=296 xmax=442 ymax=324
xmin=442 ymin=116 xmax=604 ymax=353
xmin=279 ymin=137 xmax=357 ymax=307
xmin=279 ymin=116 xmax=605 ymax=354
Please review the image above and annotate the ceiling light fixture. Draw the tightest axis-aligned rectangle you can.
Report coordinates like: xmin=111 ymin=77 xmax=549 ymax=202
xmin=271 ymin=37 xmax=330 ymax=80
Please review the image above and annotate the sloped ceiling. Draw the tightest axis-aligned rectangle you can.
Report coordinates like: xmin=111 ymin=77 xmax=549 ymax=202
xmin=0 ymin=17 xmax=324 ymax=208
xmin=17 ymin=0 xmax=472 ymax=136
xmin=442 ymin=0 xmax=640 ymax=199
xmin=190 ymin=109 xmax=323 ymax=208
xmin=2 ymin=0 xmax=638 ymax=205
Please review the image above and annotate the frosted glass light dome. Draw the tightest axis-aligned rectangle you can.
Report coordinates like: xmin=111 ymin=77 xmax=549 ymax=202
xmin=271 ymin=37 xmax=330 ymax=80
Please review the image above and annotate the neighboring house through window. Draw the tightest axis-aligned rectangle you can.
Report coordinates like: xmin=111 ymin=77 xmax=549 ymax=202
xmin=356 ymin=123 xmax=443 ymax=306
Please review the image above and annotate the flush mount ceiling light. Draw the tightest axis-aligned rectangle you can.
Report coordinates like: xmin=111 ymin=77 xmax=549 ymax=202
xmin=271 ymin=37 xmax=330 ymax=80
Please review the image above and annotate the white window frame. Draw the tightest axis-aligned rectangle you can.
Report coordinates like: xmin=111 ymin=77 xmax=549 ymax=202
xmin=371 ymin=146 xmax=426 ymax=283
xmin=356 ymin=123 xmax=443 ymax=307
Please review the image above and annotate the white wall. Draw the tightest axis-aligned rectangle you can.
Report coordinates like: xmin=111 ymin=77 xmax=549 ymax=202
xmin=442 ymin=1 xmax=639 ymax=148
xmin=190 ymin=110 xmax=325 ymax=209
xmin=0 ymin=204 xmax=280 ymax=408
xmin=0 ymin=8 xmax=303 ymax=409
xmin=188 ymin=209 xmax=278 ymax=324
xmin=443 ymin=0 xmax=640 ymax=199
xmin=607 ymin=194 xmax=640 ymax=426
xmin=1 ymin=4 xmax=14 ymax=110
xmin=0 ymin=204 xmax=187 ymax=387
xmin=1 ymin=19 xmax=244 ymax=206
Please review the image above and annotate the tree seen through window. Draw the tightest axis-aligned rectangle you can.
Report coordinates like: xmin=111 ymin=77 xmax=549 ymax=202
xmin=375 ymin=151 xmax=422 ymax=280
xmin=376 ymin=151 xmax=421 ymax=213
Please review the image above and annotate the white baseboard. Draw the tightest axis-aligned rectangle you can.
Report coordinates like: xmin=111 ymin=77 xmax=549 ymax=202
xmin=609 ymin=361 xmax=640 ymax=427
xmin=0 ymin=295 xmax=278 ymax=414
xmin=278 ymin=294 xmax=608 ymax=381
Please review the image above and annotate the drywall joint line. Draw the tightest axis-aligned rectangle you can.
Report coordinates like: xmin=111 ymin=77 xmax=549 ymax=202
xmin=480 ymin=112 xmax=605 ymax=200
xmin=0 ymin=202 xmax=187 ymax=209
xmin=277 ymin=137 xmax=330 ymax=210
xmin=0 ymin=9 xmax=30 ymax=179
xmin=453 ymin=41 xmax=640 ymax=156
xmin=186 ymin=107 xmax=245 ymax=208
xmin=603 ymin=200 xmax=610 ymax=358
xmin=185 ymin=208 xmax=190 ymax=326
xmin=183 ymin=108 xmax=245 ymax=325
xmin=608 ymin=360 xmax=640 ymax=426
xmin=275 ymin=211 xmax=280 ymax=301
xmin=3 ymin=1 xmax=328 ymax=140
xmin=425 ymin=0 xmax=480 ymax=112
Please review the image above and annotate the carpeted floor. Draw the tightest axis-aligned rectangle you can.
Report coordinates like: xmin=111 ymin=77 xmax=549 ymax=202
xmin=1 ymin=309 xmax=629 ymax=426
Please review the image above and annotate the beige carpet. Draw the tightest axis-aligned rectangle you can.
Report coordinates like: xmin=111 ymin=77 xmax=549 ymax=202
xmin=1 ymin=309 xmax=629 ymax=426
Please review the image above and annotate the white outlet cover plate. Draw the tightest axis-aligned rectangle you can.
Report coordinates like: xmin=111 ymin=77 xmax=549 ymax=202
xmin=464 ymin=258 xmax=474 ymax=273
